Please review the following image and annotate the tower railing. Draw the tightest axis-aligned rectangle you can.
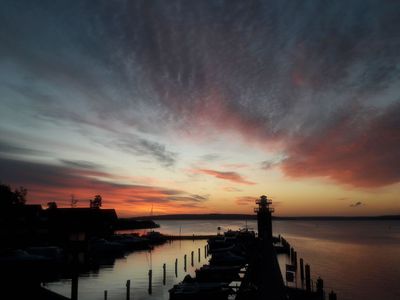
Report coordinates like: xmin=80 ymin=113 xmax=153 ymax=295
xmin=254 ymin=207 xmax=274 ymax=213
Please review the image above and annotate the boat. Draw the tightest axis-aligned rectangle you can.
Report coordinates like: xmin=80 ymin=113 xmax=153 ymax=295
xmin=169 ymin=275 xmax=232 ymax=300
xmin=109 ymin=234 xmax=152 ymax=250
xmin=25 ymin=246 xmax=65 ymax=263
xmin=89 ymin=238 xmax=125 ymax=257
xmin=195 ymin=264 xmax=241 ymax=282
xmin=210 ymin=251 xmax=246 ymax=266
xmin=143 ymin=230 xmax=167 ymax=244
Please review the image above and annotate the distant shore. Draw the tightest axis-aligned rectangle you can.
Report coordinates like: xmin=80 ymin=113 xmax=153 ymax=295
xmin=115 ymin=218 xmax=160 ymax=230
xmin=128 ymin=213 xmax=400 ymax=221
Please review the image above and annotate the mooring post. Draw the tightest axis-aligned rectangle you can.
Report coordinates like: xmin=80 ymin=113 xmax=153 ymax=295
xmin=290 ymin=247 xmax=295 ymax=262
xmin=293 ymin=251 xmax=298 ymax=270
xmin=148 ymin=270 xmax=152 ymax=294
xmin=104 ymin=290 xmax=107 ymax=300
xmin=198 ymin=248 xmax=201 ymax=262
xmin=204 ymin=245 xmax=207 ymax=258
xmin=300 ymin=258 xmax=305 ymax=283
xmin=184 ymin=254 xmax=187 ymax=272
xmin=163 ymin=263 xmax=166 ymax=285
xmin=191 ymin=251 xmax=194 ymax=266
xmin=328 ymin=291 xmax=337 ymax=300
xmin=175 ymin=258 xmax=178 ymax=277
xmin=316 ymin=277 xmax=324 ymax=299
xmin=305 ymin=264 xmax=311 ymax=292
xmin=71 ymin=274 xmax=78 ymax=300
xmin=126 ymin=280 xmax=130 ymax=300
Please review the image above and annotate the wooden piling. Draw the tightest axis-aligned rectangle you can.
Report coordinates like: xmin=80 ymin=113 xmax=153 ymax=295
xmin=290 ymin=247 xmax=294 ymax=262
xmin=71 ymin=274 xmax=78 ymax=300
xmin=191 ymin=251 xmax=194 ymax=266
xmin=148 ymin=270 xmax=152 ymax=294
xmin=329 ymin=291 xmax=337 ymax=300
xmin=104 ymin=290 xmax=107 ymax=300
xmin=198 ymin=248 xmax=201 ymax=262
xmin=293 ymin=251 xmax=298 ymax=270
xmin=126 ymin=280 xmax=130 ymax=300
xmin=316 ymin=277 xmax=324 ymax=299
xmin=184 ymin=254 xmax=187 ymax=272
xmin=175 ymin=258 xmax=178 ymax=277
xmin=204 ymin=245 xmax=207 ymax=258
xmin=300 ymin=258 xmax=305 ymax=283
xmin=305 ymin=264 xmax=311 ymax=292
xmin=163 ymin=263 xmax=166 ymax=285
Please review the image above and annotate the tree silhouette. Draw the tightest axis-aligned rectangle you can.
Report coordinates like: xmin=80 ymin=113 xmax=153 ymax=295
xmin=47 ymin=201 xmax=58 ymax=209
xmin=90 ymin=194 xmax=102 ymax=209
xmin=0 ymin=183 xmax=27 ymax=208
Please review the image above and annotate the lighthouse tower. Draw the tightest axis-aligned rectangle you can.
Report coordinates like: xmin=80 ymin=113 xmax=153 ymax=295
xmin=255 ymin=195 xmax=274 ymax=243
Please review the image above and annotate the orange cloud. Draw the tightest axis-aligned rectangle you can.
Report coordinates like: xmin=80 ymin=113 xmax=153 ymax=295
xmin=0 ymin=157 xmax=208 ymax=216
xmin=236 ymin=196 xmax=257 ymax=205
xmin=194 ymin=168 xmax=256 ymax=185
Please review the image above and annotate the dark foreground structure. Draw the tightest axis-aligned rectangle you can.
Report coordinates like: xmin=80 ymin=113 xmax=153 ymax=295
xmin=170 ymin=195 xmax=337 ymax=300
xmin=0 ymin=206 xmax=158 ymax=300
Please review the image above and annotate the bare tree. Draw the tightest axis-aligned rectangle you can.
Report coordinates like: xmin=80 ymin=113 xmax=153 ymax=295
xmin=70 ymin=194 xmax=78 ymax=208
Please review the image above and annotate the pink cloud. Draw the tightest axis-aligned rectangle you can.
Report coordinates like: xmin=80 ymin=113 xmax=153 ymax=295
xmin=194 ymin=168 xmax=256 ymax=185
xmin=281 ymin=103 xmax=400 ymax=188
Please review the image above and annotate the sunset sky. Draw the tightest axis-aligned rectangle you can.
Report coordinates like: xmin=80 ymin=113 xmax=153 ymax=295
xmin=0 ymin=1 xmax=399 ymax=217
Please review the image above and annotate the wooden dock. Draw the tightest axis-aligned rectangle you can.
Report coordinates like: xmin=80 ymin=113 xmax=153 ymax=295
xmin=165 ymin=234 xmax=217 ymax=240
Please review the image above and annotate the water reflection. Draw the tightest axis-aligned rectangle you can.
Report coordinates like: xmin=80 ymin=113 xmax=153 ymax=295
xmin=48 ymin=240 xmax=209 ymax=300
xmin=47 ymin=220 xmax=400 ymax=300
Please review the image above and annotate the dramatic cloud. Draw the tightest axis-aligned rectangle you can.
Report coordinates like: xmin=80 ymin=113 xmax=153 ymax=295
xmin=112 ymin=136 xmax=177 ymax=167
xmin=0 ymin=157 xmax=203 ymax=211
xmin=0 ymin=0 xmax=399 ymax=218
xmin=281 ymin=102 xmax=400 ymax=187
xmin=194 ymin=169 xmax=256 ymax=185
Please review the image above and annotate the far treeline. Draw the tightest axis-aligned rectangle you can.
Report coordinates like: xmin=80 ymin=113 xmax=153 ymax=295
xmin=131 ymin=213 xmax=400 ymax=221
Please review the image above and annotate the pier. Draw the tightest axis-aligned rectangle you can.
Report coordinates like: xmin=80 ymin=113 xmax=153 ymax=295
xmin=0 ymin=195 xmax=336 ymax=300
xmin=236 ymin=196 xmax=287 ymax=300
xmin=165 ymin=234 xmax=218 ymax=240
xmin=169 ymin=195 xmax=336 ymax=300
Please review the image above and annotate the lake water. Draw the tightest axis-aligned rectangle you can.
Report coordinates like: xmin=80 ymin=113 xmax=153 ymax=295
xmin=47 ymin=220 xmax=400 ymax=300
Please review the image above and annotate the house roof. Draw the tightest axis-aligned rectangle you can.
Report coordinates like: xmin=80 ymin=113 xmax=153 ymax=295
xmin=45 ymin=208 xmax=118 ymax=231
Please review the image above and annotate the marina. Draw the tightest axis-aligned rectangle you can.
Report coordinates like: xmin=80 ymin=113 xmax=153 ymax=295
xmin=45 ymin=219 xmax=400 ymax=300
xmin=1 ymin=199 xmax=399 ymax=300
xmin=45 ymin=196 xmax=336 ymax=300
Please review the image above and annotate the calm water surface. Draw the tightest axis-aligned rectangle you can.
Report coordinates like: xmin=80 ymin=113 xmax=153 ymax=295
xmin=47 ymin=220 xmax=400 ymax=300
